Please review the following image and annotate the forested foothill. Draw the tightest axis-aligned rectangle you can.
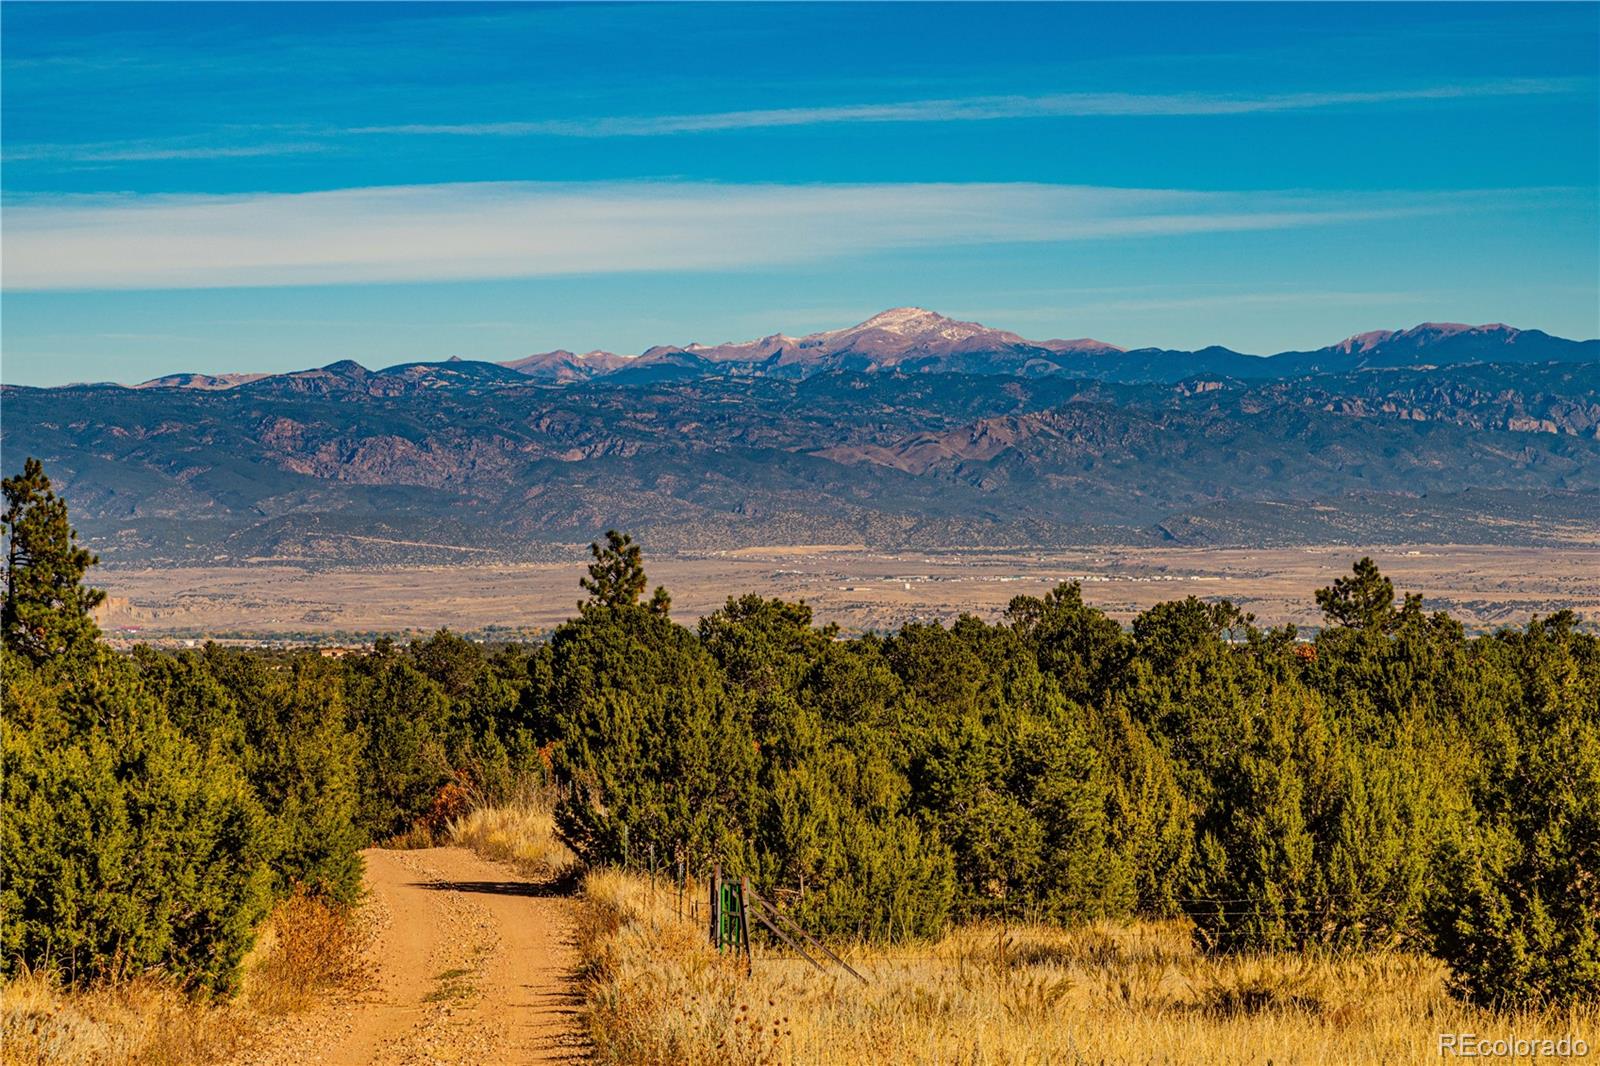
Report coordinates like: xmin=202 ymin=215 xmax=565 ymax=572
xmin=2 ymin=460 xmax=1595 ymax=1010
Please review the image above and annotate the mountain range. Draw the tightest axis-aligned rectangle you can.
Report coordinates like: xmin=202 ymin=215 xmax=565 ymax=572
xmin=7 ymin=309 xmax=1598 ymax=565
xmin=127 ymin=308 xmax=1599 ymax=390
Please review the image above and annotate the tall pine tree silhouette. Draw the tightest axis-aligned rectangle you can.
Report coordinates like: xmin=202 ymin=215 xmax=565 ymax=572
xmin=2 ymin=458 xmax=105 ymax=663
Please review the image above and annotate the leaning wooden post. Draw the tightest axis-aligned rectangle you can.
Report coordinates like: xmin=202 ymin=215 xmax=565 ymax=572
xmin=738 ymin=876 xmax=754 ymax=976
xmin=745 ymin=889 xmax=826 ymax=975
xmin=710 ymin=862 xmax=721 ymax=947
xmin=763 ymin=895 xmax=870 ymax=985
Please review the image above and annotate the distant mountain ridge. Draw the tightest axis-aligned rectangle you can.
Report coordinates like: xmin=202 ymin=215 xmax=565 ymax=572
xmin=118 ymin=309 xmax=1599 ymax=391
xmin=8 ymin=308 xmax=1596 ymax=564
xmin=6 ymin=353 xmax=1598 ymax=564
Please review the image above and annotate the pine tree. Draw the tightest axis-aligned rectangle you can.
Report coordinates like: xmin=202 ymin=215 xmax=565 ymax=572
xmin=2 ymin=458 xmax=105 ymax=663
xmin=580 ymin=530 xmax=671 ymax=616
xmin=1314 ymin=557 xmax=1397 ymax=631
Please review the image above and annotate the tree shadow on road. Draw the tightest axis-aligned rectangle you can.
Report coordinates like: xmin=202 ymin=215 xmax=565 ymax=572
xmin=410 ymin=873 xmax=580 ymax=898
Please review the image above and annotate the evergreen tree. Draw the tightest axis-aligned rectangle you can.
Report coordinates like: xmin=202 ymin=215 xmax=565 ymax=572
xmin=1428 ymin=615 xmax=1600 ymax=1007
xmin=132 ymin=646 xmax=247 ymax=760
xmin=1016 ymin=698 xmax=1131 ymax=921
xmin=407 ymin=629 xmax=532 ymax=803
xmin=1315 ymin=557 xmax=1398 ymax=631
xmin=580 ymin=530 xmax=671 ymax=616
xmin=544 ymin=600 xmax=757 ymax=869
xmin=0 ymin=648 xmax=273 ymax=992
xmin=1132 ymin=597 xmax=1253 ymax=677
xmin=1006 ymin=582 xmax=1131 ymax=704
xmin=2 ymin=458 xmax=105 ymax=663
xmin=700 ymin=594 xmax=833 ymax=698
xmin=207 ymin=650 xmax=366 ymax=902
xmin=1180 ymin=668 xmax=1312 ymax=952
xmin=347 ymin=648 xmax=455 ymax=840
xmin=1094 ymin=699 xmax=1194 ymax=917
xmin=701 ymin=596 xmax=954 ymax=936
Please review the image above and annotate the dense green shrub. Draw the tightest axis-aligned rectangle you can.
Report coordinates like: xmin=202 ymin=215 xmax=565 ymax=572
xmin=405 ymin=629 xmax=535 ymax=806
xmin=228 ymin=653 xmax=367 ymax=902
xmin=1183 ymin=697 xmax=1438 ymax=953
xmin=1428 ymin=613 xmax=1600 ymax=1007
xmin=346 ymin=645 xmax=455 ymax=840
xmin=0 ymin=649 xmax=273 ymax=992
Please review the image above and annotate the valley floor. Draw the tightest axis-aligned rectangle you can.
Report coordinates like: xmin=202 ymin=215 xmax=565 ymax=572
xmin=94 ymin=542 xmax=1600 ymax=641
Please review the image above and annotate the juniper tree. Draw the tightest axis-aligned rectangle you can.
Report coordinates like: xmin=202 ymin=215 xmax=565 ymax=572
xmin=1427 ymin=613 xmax=1600 ymax=1007
xmin=543 ymin=601 xmax=757 ymax=869
xmin=345 ymin=651 xmax=454 ymax=840
xmin=0 ymin=648 xmax=274 ymax=992
xmin=204 ymin=649 xmax=366 ymax=902
xmin=1006 ymin=582 xmax=1132 ymax=704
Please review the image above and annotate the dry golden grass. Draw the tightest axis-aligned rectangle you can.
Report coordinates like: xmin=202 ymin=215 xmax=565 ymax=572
xmin=0 ymin=969 xmax=251 ymax=1066
xmin=0 ymin=892 xmax=364 ymax=1066
xmin=447 ymin=792 xmax=578 ymax=882
xmin=239 ymin=888 xmax=367 ymax=1016
xmin=576 ymin=869 xmax=1599 ymax=1065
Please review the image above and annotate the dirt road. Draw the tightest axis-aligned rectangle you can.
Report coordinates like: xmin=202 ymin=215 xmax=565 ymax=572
xmin=248 ymin=847 xmax=585 ymax=1065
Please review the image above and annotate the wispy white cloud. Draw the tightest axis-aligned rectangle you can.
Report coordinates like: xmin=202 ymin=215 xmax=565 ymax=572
xmin=0 ymin=180 xmax=1461 ymax=291
xmin=951 ymin=291 xmax=1428 ymax=324
xmin=1068 ymin=290 xmax=1429 ymax=314
xmin=350 ymin=79 xmax=1579 ymax=137
xmin=4 ymin=80 xmax=1576 ymax=163
xmin=3 ymin=140 xmax=329 ymax=163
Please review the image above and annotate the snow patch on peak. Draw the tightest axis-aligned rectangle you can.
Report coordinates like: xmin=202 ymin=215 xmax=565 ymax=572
xmin=855 ymin=307 xmax=948 ymax=335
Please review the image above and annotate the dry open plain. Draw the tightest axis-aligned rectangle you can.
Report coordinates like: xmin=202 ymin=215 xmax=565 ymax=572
xmin=94 ymin=543 xmax=1600 ymax=641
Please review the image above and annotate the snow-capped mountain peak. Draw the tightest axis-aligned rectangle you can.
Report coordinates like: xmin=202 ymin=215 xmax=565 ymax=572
xmin=853 ymin=307 xmax=948 ymax=335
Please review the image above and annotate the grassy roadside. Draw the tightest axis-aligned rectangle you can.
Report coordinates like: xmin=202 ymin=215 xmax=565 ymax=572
xmin=0 ymin=891 xmax=364 ymax=1066
xmin=446 ymin=796 xmax=577 ymax=883
xmin=573 ymin=867 xmax=1598 ymax=1066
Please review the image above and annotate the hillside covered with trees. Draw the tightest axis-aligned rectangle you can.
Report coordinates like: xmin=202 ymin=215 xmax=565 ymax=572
xmin=2 ymin=460 xmax=1596 ymax=1010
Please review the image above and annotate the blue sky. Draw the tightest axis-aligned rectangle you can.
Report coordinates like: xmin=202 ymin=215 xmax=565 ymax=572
xmin=2 ymin=2 xmax=1596 ymax=386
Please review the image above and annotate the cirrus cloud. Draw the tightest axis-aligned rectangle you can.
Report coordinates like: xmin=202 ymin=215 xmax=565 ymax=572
xmin=0 ymin=180 xmax=1483 ymax=292
xmin=350 ymin=79 xmax=1582 ymax=138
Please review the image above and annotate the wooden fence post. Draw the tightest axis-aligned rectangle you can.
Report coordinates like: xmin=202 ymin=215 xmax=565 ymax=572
xmin=710 ymin=863 xmax=721 ymax=947
xmin=738 ymin=876 xmax=754 ymax=975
